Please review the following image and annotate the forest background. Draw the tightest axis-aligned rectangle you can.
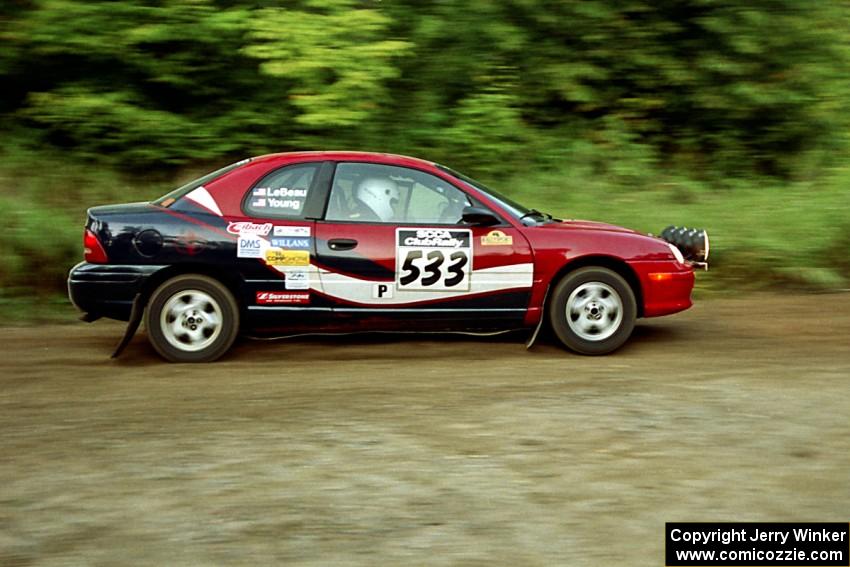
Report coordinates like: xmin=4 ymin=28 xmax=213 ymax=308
xmin=2 ymin=0 xmax=849 ymax=319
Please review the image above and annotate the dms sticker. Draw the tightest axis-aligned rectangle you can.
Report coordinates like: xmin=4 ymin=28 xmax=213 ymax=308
xmin=237 ymin=235 xmax=265 ymax=258
xmin=255 ymin=291 xmax=309 ymax=305
xmin=265 ymin=248 xmax=310 ymax=267
xmin=285 ymin=268 xmax=310 ymax=290
xmin=396 ymin=228 xmax=471 ymax=291
xmin=227 ymin=221 xmax=272 ymax=235
xmin=481 ymin=230 xmax=513 ymax=246
xmin=273 ymin=226 xmax=311 ymax=237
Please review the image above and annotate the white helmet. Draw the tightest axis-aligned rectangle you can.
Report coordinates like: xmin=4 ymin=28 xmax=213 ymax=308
xmin=356 ymin=177 xmax=399 ymax=221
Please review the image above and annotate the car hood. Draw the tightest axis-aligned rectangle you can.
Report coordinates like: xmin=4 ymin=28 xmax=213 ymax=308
xmin=535 ymin=219 xmax=643 ymax=235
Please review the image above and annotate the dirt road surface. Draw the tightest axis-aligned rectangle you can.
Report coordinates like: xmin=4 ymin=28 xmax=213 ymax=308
xmin=2 ymin=293 xmax=849 ymax=566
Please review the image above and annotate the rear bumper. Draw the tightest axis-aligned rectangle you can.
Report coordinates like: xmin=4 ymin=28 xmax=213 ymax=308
xmin=634 ymin=262 xmax=696 ymax=318
xmin=68 ymin=262 xmax=166 ymax=321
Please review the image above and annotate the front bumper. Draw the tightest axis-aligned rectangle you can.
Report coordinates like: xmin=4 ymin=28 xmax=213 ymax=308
xmin=67 ymin=262 xmax=166 ymax=321
xmin=634 ymin=261 xmax=696 ymax=318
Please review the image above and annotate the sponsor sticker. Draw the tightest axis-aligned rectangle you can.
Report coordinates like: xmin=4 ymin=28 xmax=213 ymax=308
xmin=481 ymin=230 xmax=513 ymax=246
xmin=255 ymin=291 xmax=310 ymax=305
xmin=227 ymin=221 xmax=272 ymax=235
xmin=271 ymin=237 xmax=311 ymax=249
xmin=273 ymin=225 xmax=311 ymax=237
xmin=399 ymin=228 xmax=469 ymax=249
xmin=265 ymin=248 xmax=310 ymax=267
xmin=237 ymin=235 xmax=265 ymax=258
xmin=284 ymin=268 xmax=310 ymax=290
xmin=396 ymin=228 xmax=472 ymax=291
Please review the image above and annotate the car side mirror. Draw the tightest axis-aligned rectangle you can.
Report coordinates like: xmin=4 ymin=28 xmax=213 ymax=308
xmin=461 ymin=206 xmax=500 ymax=226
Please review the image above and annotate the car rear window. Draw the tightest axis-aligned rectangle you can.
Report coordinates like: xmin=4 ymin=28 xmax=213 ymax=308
xmin=154 ymin=158 xmax=251 ymax=207
xmin=242 ymin=163 xmax=321 ymax=219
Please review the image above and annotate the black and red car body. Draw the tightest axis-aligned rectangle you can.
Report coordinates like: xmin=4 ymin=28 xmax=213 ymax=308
xmin=68 ymin=151 xmax=707 ymax=362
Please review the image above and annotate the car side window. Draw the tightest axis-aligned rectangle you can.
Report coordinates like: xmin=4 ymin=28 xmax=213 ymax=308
xmin=325 ymin=163 xmax=471 ymax=224
xmin=243 ymin=163 xmax=319 ymax=219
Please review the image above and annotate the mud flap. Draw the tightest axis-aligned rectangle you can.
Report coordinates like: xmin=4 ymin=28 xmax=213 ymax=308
xmin=525 ymin=285 xmax=550 ymax=350
xmin=111 ymin=293 xmax=144 ymax=358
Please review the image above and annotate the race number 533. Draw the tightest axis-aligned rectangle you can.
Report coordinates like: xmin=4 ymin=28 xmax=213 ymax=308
xmin=396 ymin=229 xmax=472 ymax=291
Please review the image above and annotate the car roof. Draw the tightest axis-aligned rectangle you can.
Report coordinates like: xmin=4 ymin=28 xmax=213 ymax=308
xmin=200 ymin=151 xmax=450 ymax=215
xmin=248 ymin=151 xmax=439 ymax=170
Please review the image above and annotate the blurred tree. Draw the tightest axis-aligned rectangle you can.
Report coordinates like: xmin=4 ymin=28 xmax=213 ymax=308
xmin=0 ymin=0 xmax=847 ymax=178
xmin=4 ymin=0 xmax=290 ymax=166
xmin=244 ymin=0 xmax=411 ymax=131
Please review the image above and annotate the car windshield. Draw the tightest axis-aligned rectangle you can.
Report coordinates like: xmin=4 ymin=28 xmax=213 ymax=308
xmin=154 ymin=158 xmax=251 ymax=206
xmin=435 ymin=164 xmax=531 ymax=219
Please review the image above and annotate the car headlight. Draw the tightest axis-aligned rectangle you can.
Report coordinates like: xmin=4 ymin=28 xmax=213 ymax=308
xmin=667 ymin=242 xmax=685 ymax=264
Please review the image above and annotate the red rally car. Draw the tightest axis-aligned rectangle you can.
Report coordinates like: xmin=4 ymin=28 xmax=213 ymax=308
xmin=67 ymin=151 xmax=708 ymax=362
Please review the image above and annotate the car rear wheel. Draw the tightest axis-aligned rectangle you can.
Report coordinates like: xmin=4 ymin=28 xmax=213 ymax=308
xmin=548 ymin=267 xmax=636 ymax=355
xmin=145 ymin=274 xmax=239 ymax=362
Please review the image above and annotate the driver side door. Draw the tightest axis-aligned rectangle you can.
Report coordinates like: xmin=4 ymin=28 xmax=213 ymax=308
xmin=314 ymin=162 xmax=533 ymax=331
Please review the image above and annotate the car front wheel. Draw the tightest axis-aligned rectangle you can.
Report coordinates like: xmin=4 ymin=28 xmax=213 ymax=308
xmin=548 ymin=267 xmax=636 ymax=355
xmin=145 ymin=274 xmax=239 ymax=362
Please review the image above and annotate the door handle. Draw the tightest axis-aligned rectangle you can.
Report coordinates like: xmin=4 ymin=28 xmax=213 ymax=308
xmin=328 ymin=238 xmax=358 ymax=251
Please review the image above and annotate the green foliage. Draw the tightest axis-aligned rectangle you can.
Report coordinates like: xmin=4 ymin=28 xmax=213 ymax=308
xmin=2 ymin=0 xmax=850 ymax=312
xmin=244 ymin=0 xmax=411 ymax=129
xmin=3 ymin=0 xmax=288 ymax=166
xmin=3 ymin=0 xmax=847 ymax=173
xmin=0 ymin=144 xmax=171 ymax=295
xmin=440 ymin=83 xmax=530 ymax=174
xmin=23 ymin=87 xmax=218 ymax=165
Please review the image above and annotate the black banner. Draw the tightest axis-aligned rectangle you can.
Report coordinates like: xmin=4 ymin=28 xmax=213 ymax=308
xmin=666 ymin=523 xmax=849 ymax=566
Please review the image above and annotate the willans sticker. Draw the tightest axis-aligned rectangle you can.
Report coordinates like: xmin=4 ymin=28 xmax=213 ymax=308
xmin=271 ymin=237 xmax=310 ymax=249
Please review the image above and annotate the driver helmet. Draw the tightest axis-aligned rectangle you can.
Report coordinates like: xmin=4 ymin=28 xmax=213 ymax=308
xmin=356 ymin=177 xmax=399 ymax=221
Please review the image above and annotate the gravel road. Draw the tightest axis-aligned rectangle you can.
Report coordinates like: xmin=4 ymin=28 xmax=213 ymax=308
xmin=2 ymin=293 xmax=849 ymax=566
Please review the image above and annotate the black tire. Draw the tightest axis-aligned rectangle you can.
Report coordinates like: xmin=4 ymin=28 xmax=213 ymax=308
xmin=548 ymin=267 xmax=636 ymax=355
xmin=145 ymin=274 xmax=239 ymax=362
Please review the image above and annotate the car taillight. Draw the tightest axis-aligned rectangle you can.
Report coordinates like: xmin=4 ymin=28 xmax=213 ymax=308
xmin=84 ymin=229 xmax=108 ymax=263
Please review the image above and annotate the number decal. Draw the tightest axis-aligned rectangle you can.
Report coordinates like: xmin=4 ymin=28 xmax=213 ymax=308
xmin=421 ymin=250 xmax=444 ymax=286
xmin=445 ymin=251 xmax=468 ymax=287
xmin=399 ymin=249 xmax=422 ymax=286
xmin=396 ymin=229 xmax=472 ymax=291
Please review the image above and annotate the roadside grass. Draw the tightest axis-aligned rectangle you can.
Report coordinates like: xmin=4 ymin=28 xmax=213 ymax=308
xmin=508 ymin=166 xmax=850 ymax=291
xmin=0 ymin=146 xmax=203 ymax=315
xmin=2 ymin=147 xmax=849 ymax=323
xmin=0 ymin=293 xmax=80 ymax=325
